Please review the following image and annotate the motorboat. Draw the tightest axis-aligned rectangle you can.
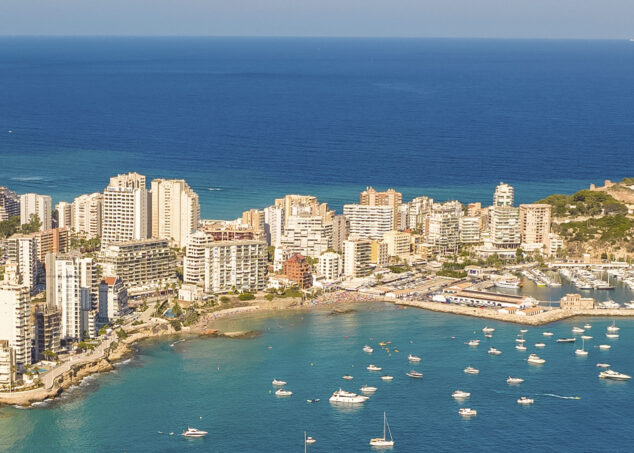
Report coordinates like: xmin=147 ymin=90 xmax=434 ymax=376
xmin=572 ymin=327 xmax=585 ymax=334
xmin=606 ymin=334 xmax=619 ymax=339
xmin=520 ymin=329 xmax=528 ymax=333
xmin=329 ymin=389 xmax=369 ymax=403
xmin=584 ymin=324 xmax=592 ymax=329
xmin=488 ymin=347 xmax=502 ymax=355
xmin=360 ymin=385 xmax=378 ymax=393
xmin=557 ymin=338 xmax=576 ymax=343
xmin=458 ymin=408 xmax=477 ymax=417
xmin=517 ymin=396 xmax=534 ymax=405
xmin=494 ymin=276 xmax=521 ymax=289
xmin=599 ymin=344 xmax=611 ymax=350
xmin=306 ymin=436 xmax=316 ymax=445
xmin=367 ymin=364 xmax=382 ymax=372
xmin=452 ymin=390 xmax=471 ymax=399
xmin=599 ymin=369 xmax=631 ymax=381
xmin=482 ymin=326 xmax=495 ymax=333
xmin=306 ymin=398 xmax=320 ymax=403
xmin=515 ymin=338 xmax=526 ymax=344
xmin=381 ymin=375 xmax=394 ymax=381
xmin=596 ymin=363 xmax=611 ymax=368
xmin=581 ymin=335 xmax=592 ymax=340
xmin=507 ymin=376 xmax=524 ymax=384
xmin=527 ymin=354 xmax=545 ymax=364
xmin=363 ymin=345 xmax=374 ymax=353
xmin=543 ymin=332 xmax=554 ymax=336
xmin=468 ymin=339 xmax=480 ymax=347
xmin=408 ymin=354 xmax=422 ymax=362
xmin=369 ymin=412 xmax=394 ymax=447
xmin=464 ymin=366 xmax=479 ymax=375
xmin=342 ymin=375 xmax=354 ymax=380
xmin=272 ymin=378 xmax=287 ymax=386
xmin=407 ymin=370 xmax=423 ymax=379
xmin=534 ymin=342 xmax=546 ymax=348
xmin=181 ymin=428 xmax=208 ymax=438
xmin=485 ymin=333 xmax=493 ymax=338
xmin=515 ymin=344 xmax=527 ymax=351
xmin=607 ymin=321 xmax=620 ymax=332
xmin=275 ymin=388 xmax=293 ymax=396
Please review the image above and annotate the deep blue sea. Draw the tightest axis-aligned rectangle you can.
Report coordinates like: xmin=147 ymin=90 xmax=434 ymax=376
xmin=1 ymin=37 xmax=633 ymax=218
xmin=1 ymin=302 xmax=633 ymax=452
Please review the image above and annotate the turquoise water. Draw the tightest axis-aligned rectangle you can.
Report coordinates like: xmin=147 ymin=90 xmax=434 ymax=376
xmin=2 ymin=303 xmax=633 ymax=452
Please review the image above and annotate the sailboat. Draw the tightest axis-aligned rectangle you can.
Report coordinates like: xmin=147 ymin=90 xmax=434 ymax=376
xmin=575 ymin=338 xmax=588 ymax=356
xmin=369 ymin=412 xmax=394 ymax=447
xmin=304 ymin=431 xmax=316 ymax=451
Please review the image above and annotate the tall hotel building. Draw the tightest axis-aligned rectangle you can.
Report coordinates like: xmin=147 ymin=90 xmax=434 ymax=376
xmin=102 ymin=173 xmax=149 ymax=246
xmin=20 ymin=193 xmax=52 ymax=231
xmin=0 ymin=278 xmax=31 ymax=371
xmin=280 ymin=214 xmax=333 ymax=258
xmin=360 ymin=187 xmax=402 ymax=229
xmin=519 ymin=204 xmax=552 ymax=251
xmin=343 ymin=237 xmax=372 ymax=277
xmin=151 ymin=179 xmax=200 ymax=248
xmin=0 ymin=187 xmax=20 ymax=222
xmin=204 ymin=240 xmax=267 ymax=294
xmin=343 ymin=204 xmax=394 ymax=241
xmin=6 ymin=235 xmax=40 ymax=293
xmin=71 ymin=193 xmax=104 ymax=238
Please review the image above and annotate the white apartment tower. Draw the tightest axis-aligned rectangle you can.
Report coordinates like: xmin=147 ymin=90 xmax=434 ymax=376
xmin=204 ymin=240 xmax=268 ymax=293
xmin=343 ymin=204 xmax=394 ymax=241
xmin=264 ymin=205 xmax=284 ymax=247
xmin=55 ymin=201 xmax=72 ymax=228
xmin=343 ymin=237 xmax=372 ymax=278
xmin=71 ymin=193 xmax=104 ymax=238
xmin=519 ymin=204 xmax=552 ymax=251
xmin=151 ymin=178 xmax=200 ymax=248
xmin=183 ymin=230 xmax=215 ymax=285
xmin=102 ymin=173 xmax=149 ymax=246
xmin=20 ymin=193 xmax=52 ymax=231
xmin=318 ymin=252 xmax=342 ymax=282
xmin=0 ymin=284 xmax=31 ymax=370
xmin=490 ymin=183 xmax=521 ymax=249
xmin=6 ymin=235 xmax=39 ymax=293
xmin=280 ymin=214 xmax=333 ymax=258
xmin=459 ymin=216 xmax=481 ymax=244
xmin=98 ymin=276 xmax=128 ymax=322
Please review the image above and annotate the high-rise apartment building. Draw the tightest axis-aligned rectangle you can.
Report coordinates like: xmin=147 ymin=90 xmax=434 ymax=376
xmin=283 ymin=254 xmax=312 ymax=289
xmin=383 ymin=230 xmax=411 ymax=258
xmin=204 ymin=240 xmax=267 ymax=293
xmin=33 ymin=307 xmax=61 ymax=362
xmin=331 ymin=214 xmax=350 ymax=253
xmin=343 ymin=204 xmax=394 ymax=241
xmin=241 ymin=209 xmax=265 ymax=236
xmin=274 ymin=195 xmax=333 ymax=226
xmin=102 ymin=173 xmax=149 ymax=246
xmin=6 ymin=235 xmax=40 ymax=293
xmin=150 ymin=179 xmax=200 ymax=248
xmin=427 ymin=202 xmax=462 ymax=254
xmin=370 ymin=240 xmax=389 ymax=266
xmin=30 ymin=227 xmax=70 ymax=261
xmin=343 ymin=237 xmax=372 ymax=277
xmin=0 ymin=187 xmax=20 ymax=222
xmin=71 ymin=193 xmax=104 ymax=238
xmin=493 ymin=182 xmax=514 ymax=207
xmin=183 ymin=230 xmax=215 ymax=285
xmin=0 ymin=283 xmax=31 ymax=370
xmin=20 ymin=193 xmax=52 ymax=231
xmin=360 ymin=187 xmax=402 ymax=229
xmin=0 ymin=340 xmax=16 ymax=386
xmin=55 ymin=202 xmax=72 ymax=228
xmin=519 ymin=204 xmax=552 ymax=251
xmin=459 ymin=216 xmax=481 ymax=244
xmin=264 ymin=205 xmax=284 ymax=246
xmin=280 ymin=214 xmax=333 ymax=258
xmin=98 ymin=276 xmax=129 ymax=322
xmin=318 ymin=252 xmax=342 ymax=282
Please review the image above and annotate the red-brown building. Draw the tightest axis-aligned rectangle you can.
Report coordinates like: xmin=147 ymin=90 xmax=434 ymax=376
xmin=283 ymin=254 xmax=312 ymax=289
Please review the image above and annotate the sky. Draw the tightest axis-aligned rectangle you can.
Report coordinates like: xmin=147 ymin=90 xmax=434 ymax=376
xmin=0 ymin=0 xmax=633 ymax=39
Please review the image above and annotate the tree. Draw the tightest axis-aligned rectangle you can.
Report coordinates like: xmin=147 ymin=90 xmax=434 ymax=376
xmin=172 ymin=300 xmax=183 ymax=317
xmin=21 ymin=214 xmax=42 ymax=234
xmin=0 ymin=215 xmax=21 ymax=238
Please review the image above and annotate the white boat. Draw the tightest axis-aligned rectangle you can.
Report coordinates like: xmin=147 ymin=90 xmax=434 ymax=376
xmin=596 ymin=363 xmax=611 ymax=368
xmin=575 ymin=339 xmax=588 ymax=356
xmin=517 ymin=396 xmax=534 ymax=405
xmin=599 ymin=369 xmax=631 ymax=381
xmin=458 ymin=408 xmax=477 ymax=417
xmin=515 ymin=344 xmax=527 ymax=351
xmin=464 ymin=366 xmax=479 ymax=375
xmin=306 ymin=435 xmax=316 ymax=445
xmin=543 ymin=332 xmax=554 ymax=336
xmin=485 ymin=333 xmax=493 ymax=338
xmin=342 ymin=375 xmax=354 ymax=380
xmin=381 ymin=375 xmax=394 ymax=381
xmin=507 ymin=376 xmax=524 ymax=384
xmin=520 ymin=329 xmax=528 ymax=333
xmin=363 ymin=345 xmax=374 ymax=353
xmin=606 ymin=334 xmax=619 ymax=339
xmin=572 ymin=327 xmax=585 ymax=334
xmin=272 ymin=378 xmax=287 ymax=386
xmin=534 ymin=342 xmax=546 ymax=348
xmin=515 ymin=338 xmax=526 ymax=344
xmin=599 ymin=344 xmax=611 ymax=350
xmin=584 ymin=324 xmax=592 ymax=329
xmin=607 ymin=321 xmax=620 ymax=332
xmin=482 ymin=326 xmax=495 ymax=333
xmin=360 ymin=385 xmax=378 ymax=393
xmin=467 ymin=339 xmax=480 ymax=347
xmin=329 ymin=389 xmax=369 ymax=403
xmin=408 ymin=354 xmax=422 ymax=362
xmin=452 ymin=390 xmax=471 ymax=399
xmin=369 ymin=412 xmax=394 ymax=447
xmin=581 ymin=335 xmax=592 ymax=340
xmin=407 ymin=370 xmax=423 ymax=379
xmin=181 ymin=427 xmax=208 ymax=438
xmin=275 ymin=388 xmax=293 ymax=396
xmin=494 ymin=276 xmax=521 ymax=288
xmin=527 ymin=354 xmax=545 ymax=364
xmin=557 ymin=338 xmax=576 ymax=343
xmin=367 ymin=364 xmax=382 ymax=372
xmin=488 ymin=347 xmax=502 ymax=355
xmin=306 ymin=398 xmax=320 ymax=403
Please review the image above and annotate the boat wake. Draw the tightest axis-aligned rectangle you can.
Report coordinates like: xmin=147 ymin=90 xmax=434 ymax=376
xmin=541 ymin=393 xmax=581 ymax=400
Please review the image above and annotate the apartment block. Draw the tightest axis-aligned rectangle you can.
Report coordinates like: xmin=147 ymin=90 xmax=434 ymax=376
xmin=204 ymin=240 xmax=267 ymax=294
xmin=280 ymin=214 xmax=333 ymax=258
xmin=343 ymin=204 xmax=394 ymax=241
xmin=55 ymin=201 xmax=72 ymax=228
xmin=0 ymin=187 xmax=20 ymax=222
xmin=370 ymin=240 xmax=389 ymax=266
xmin=519 ymin=204 xmax=552 ymax=250
xmin=318 ymin=252 xmax=342 ymax=282
xmin=283 ymin=254 xmax=312 ymax=289
xmin=0 ymin=283 xmax=31 ymax=370
xmin=102 ymin=173 xmax=149 ymax=246
xmin=343 ymin=237 xmax=372 ymax=277
xmin=383 ymin=230 xmax=411 ymax=257
xmin=151 ymin=178 xmax=200 ymax=248
xmin=99 ymin=276 xmax=129 ymax=322
xmin=360 ymin=187 xmax=402 ymax=229
xmin=33 ymin=307 xmax=61 ymax=362
xmin=20 ymin=193 xmax=52 ymax=231
xmin=71 ymin=193 xmax=103 ymax=238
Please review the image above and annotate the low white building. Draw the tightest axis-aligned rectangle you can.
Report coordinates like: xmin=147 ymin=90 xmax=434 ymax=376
xmin=318 ymin=252 xmax=342 ymax=282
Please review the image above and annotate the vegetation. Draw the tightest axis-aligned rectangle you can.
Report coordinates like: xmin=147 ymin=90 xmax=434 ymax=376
xmin=70 ymin=236 xmax=101 ymax=252
xmin=538 ymin=190 xmax=627 ymax=217
xmin=220 ymin=296 xmax=231 ymax=303
xmin=98 ymin=325 xmax=109 ymax=336
xmin=387 ymin=265 xmax=410 ymax=274
xmin=171 ymin=300 xmax=183 ymax=317
xmin=0 ymin=214 xmax=42 ymax=238
xmin=116 ymin=329 xmax=128 ymax=340
xmin=556 ymin=215 xmax=633 ymax=242
xmin=169 ymin=319 xmax=182 ymax=331
xmin=182 ymin=309 xmax=200 ymax=327
xmin=131 ymin=320 xmax=143 ymax=326
xmin=238 ymin=292 xmax=255 ymax=301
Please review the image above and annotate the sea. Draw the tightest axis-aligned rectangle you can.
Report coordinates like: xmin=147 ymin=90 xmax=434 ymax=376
xmin=1 ymin=37 xmax=633 ymax=219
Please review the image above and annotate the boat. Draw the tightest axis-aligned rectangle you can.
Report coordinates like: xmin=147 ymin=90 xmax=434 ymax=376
xmin=494 ymin=276 xmax=521 ymax=289
xmin=606 ymin=334 xmax=619 ymax=339
xmin=467 ymin=339 xmax=480 ymax=347
xmin=488 ymin=347 xmax=502 ymax=355
xmin=272 ymin=378 xmax=287 ymax=386
xmin=306 ymin=398 xmax=320 ymax=403
xmin=407 ymin=370 xmax=423 ymax=379
xmin=452 ymin=390 xmax=471 ymax=399
xmin=458 ymin=408 xmax=477 ymax=417
xmin=520 ymin=329 xmax=528 ymax=333
xmin=342 ymin=374 xmax=354 ymax=380
xmin=360 ymin=385 xmax=378 ymax=393
xmin=507 ymin=376 xmax=524 ymax=384
xmin=381 ymin=375 xmax=394 ymax=381
xmin=599 ymin=344 xmax=611 ymax=350
xmin=485 ymin=333 xmax=493 ymax=338
xmin=517 ymin=396 xmax=534 ymax=405
xmin=515 ymin=338 xmax=526 ymax=344
xmin=607 ymin=321 xmax=620 ymax=332
xmin=482 ymin=326 xmax=495 ymax=333
xmin=527 ymin=354 xmax=545 ymax=364
xmin=599 ymin=369 xmax=631 ymax=381
xmin=306 ymin=436 xmax=316 ymax=445
xmin=581 ymin=335 xmax=593 ymax=340
xmin=181 ymin=427 xmax=208 ymax=438
xmin=543 ymin=332 xmax=554 ymax=336
xmin=599 ymin=300 xmax=620 ymax=309
xmin=515 ymin=344 xmax=527 ymax=351
xmin=464 ymin=366 xmax=479 ymax=375
xmin=596 ymin=363 xmax=611 ymax=368
xmin=557 ymin=338 xmax=576 ymax=343
xmin=275 ymin=388 xmax=293 ymax=396
xmin=369 ymin=412 xmax=394 ymax=447
xmin=572 ymin=327 xmax=585 ymax=334
xmin=367 ymin=364 xmax=382 ymax=372
xmin=363 ymin=345 xmax=374 ymax=353
xmin=329 ymin=389 xmax=369 ymax=403
xmin=584 ymin=324 xmax=592 ymax=329
xmin=408 ymin=354 xmax=422 ymax=362
xmin=535 ymin=343 xmax=546 ymax=348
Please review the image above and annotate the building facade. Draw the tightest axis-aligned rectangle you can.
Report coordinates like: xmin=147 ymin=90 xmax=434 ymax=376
xmin=283 ymin=254 xmax=312 ymax=289
xmin=0 ymin=187 xmax=20 ymax=222
xmin=0 ymin=284 xmax=31 ymax=370
xmin=343 ymin=238 xmax=372 ymax=277
xmin=71 ymin=192 xmax=104 ymax=238
xmin=360 ymin=187 xmax=402 ymax=229
xmin=99 ymin=276 xmax=129 ymax=322
xmin=519 ymin=204 xmax=552 ymax=251
xmin=102 ymin=173 xmax=149 ymax=246
xmin=204 ymin=240 xmax=267 ymax=294
xmin=55 ymin=201 xmax=72 ymax=229
xmin=150 ymin=178 xmax=200 ymax=248
xmin=280 ymin=214 xmax=333 ymax=258
xmin=343 ymin=204 xmax=394 ymax=241
xmin=318 ymin=252 xmax=342 ymax=281
xmin=20 ymin=193 xmax=52 ymax=231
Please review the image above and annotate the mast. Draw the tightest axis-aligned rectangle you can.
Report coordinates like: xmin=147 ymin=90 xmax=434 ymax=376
xmin=383 ymin=412 xmax=386 ymax=440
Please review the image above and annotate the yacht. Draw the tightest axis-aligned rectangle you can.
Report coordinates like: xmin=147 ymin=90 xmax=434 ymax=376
xmin=305 ymin=435 xmax=316 ymax=445
xmin=342 ymin=375 xmax=354 ymax=380
xmin=468 ymin=339 xmax=480 ymax=347
xmin=515 ymin=344 xmax=527 ymax=351
xmin=464 ymin=366 xmax=479 ymax=375
xmin=482 ymin=326 xmax=495 ymax=333
xmin=407 ymin=370 xmax=423 ymax=379
xmin=517 ymin=396 xmax=534 ymax=405
xmin=515 ymin=338 xmax=526 ymax=344
xmin=599 ymin=344 xmax=611 ymax=350
xmin=599 ymin=369 xmax=631 ymax=381
xmin=584 ymin=324 xmax=592 ymax=329
xmin=408 ymin=354 xmax=422 ymax=362
xmin=557 ymin=338 xmax=576 ymax=343
xmin=488 ymin=347 xmax=502 ymax=355
xmin=520 ymin=329 xmax=528 ymax=333
xmin=624 ymin=302 xmax=634 ymax=309
xmin=527 ymin=354 xmax=545 ymax=364
xmin=367 ymin=364 xmax=382 ymax=372
xmin=458 ymin=408 xmax=477 ymax=417
xmin=596 ymin=363 xmax=611 ymax=368
xmin=329 ymin=389 xmax=369 ymax=403
xmin=494 ymin=276 xmax=521 ymax=289
xmin=360 ymin=385 xmax=378 ymax=393
xmin=543 ymin=332 xmax=554 ymax=337
xmin=572 ymin=327 xmax=585 ymax=334
xmin=363 ymin=345 xmax=374 ymax=353
xmin=452 ymin=390 xmax=471 ymax=399
xmin=606 ymin=333 xmax=620 ymax=339
xmin=381 ymin=375 xmax=394 ymax=381
xmin=369 ymin=412 xmax=394 ymax=447
xmin=599 ymin=301 xmax=620 ymax=309
xmin=275 ymin=388 xmax=293 ymax=396
xmin=181 ymin=428 xmax=208 ymax=438
xmin=507 ymin=376 xmax=524 ymax=384
xmin=581 ymin=335 xmax=592 ymax=340
xmin=607 ymin=321 xmax=620 ymax=332
xmin=535 ymin=342 xmax=546 ymax=348
xmin=272 ymin=378 xmax=287 ymax=386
